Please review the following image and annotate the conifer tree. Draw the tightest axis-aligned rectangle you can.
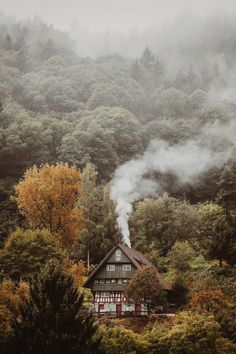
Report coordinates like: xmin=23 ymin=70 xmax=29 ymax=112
xmin=218 ymin=161 xmax=236 ymax=225
xmin=130 ymin=59 xmax=143 ymax=83
xmin=140 ymin=46 xmax=155 ymax=71
xmin=5 ymin=263 xmax=101 ymax=354
xmin=217 ymin=162 xmax=236 ymax=265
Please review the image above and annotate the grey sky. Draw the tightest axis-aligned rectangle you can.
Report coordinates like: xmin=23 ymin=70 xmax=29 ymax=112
xmin=0 ymin=0 xmax=235 ymax=30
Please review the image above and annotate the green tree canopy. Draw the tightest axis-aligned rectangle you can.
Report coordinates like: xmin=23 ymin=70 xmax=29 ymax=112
xmin=59 ymin=107 xmax=144 ymax=179
xmin=124 ymin=266 xmax=164 ymax=314
xmin=145 ymin=311 xmax=236 ymax=354
xmin=197 ymin=203 xmax=236 ymax=266
xmin=130 ymin=194 xmax=197 ymax=256
xmin=0 ymin=229 xmax=66 ymax=280
xmin=168 ymin=241 xmax=195 ymax=272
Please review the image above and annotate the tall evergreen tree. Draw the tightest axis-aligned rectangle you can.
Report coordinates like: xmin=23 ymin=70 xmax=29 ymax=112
xmin=5 ymin=263 xmax=101 ymax=354
xmin=74 ymin=164 xmax=121 ymax=263
xmin=140 ymin=46 xmax=155 ymax=71
xmin=130 ymin=59 xmax=143 ymax=83
xmin=218 ymin=161 xmax=236 ymax=225
xmin=217 ymin=162 xmax=236 ymax=265
xmin=152 ymin=57 xmax=163 ymax=87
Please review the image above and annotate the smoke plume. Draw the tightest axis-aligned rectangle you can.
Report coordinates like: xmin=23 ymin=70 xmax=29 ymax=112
xmin=110 ymin=120 xmax=236 ymax=247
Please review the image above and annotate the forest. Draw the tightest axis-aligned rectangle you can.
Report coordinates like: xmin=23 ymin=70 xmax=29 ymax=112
xmin=0 ymin=10 xmax=236 ymax=354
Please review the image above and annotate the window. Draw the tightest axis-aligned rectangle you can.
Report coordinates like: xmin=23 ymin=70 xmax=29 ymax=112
xmin=101 ymin=292 xmax=110 ymax=298
xmin=115 ymin=249 xmax=121 ymax=261
xmin=122 ymin=264 xmax=131 ymax=271
xmin=117 ymin=279 xmax=122 ymax=284
xmin=105 ymin=279 xmax=111 ymax=284
xmin=94 ymin=279 xmax=99 ymax=284
xmin=106 ymin=264 xmax=115 ymax=271
xmin=123 ymin=279 xmax=128 ymax=284
xmin=99 ymin=279 xmax=105 ymax=284
xmin=111 ymin=279 xmax=116 ymax=284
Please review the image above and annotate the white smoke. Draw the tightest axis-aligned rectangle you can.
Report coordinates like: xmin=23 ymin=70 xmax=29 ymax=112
xmin=110 ymin=120 xmax=236 ymax=247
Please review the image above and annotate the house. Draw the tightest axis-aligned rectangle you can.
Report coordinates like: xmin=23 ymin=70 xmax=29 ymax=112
xmin=84 ymin=244 xmax=171 ymax=316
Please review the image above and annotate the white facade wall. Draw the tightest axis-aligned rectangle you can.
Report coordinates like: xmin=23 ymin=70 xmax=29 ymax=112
xmin=94 ymin=302 xmax=147 ymax=315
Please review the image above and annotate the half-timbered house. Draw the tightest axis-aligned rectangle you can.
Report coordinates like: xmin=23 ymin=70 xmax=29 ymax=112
xmin=84 ymin=244 xmax=171 ymax=316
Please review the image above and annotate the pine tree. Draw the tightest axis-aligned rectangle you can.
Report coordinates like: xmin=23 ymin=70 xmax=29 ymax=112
xmin=5 ymin=34 xmax=13 ymax=50
xmin=140 ymin=46 xmax=155 ymax=71
xmin=152 ymin=57 xmax=163 ymax=86
xmin=218 ymin=161 xmax=236 ymax=225
xmin=130 ymin=59 xmax=143 ymax=83
xmin=217 ymin=162 xmax=236 ymax=266
xmin=5 ymin=263 xmax=101 ymax=354
xmin=41 ymin=38 xmax=58 ymax=61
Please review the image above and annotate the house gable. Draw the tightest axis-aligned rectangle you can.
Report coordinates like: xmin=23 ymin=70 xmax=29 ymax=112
xmin=106 ymin=248 xmax=130 ymax=263
xmin=84 ymin=244 xmax=171 ymax=291
xmin=84 ymin=244 xmax=136 ymax=288
xmin=83 ymin=244 xmax=172 ymax=315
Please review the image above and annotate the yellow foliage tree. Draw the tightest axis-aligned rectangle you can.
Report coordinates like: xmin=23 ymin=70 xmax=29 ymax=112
xmin=0 ymin=279 xmax=29 ymax=334
xmin=14 ymin=163 xmax=84 ymax=246
xmin=65 ymin=259 xmax=87 ymax=286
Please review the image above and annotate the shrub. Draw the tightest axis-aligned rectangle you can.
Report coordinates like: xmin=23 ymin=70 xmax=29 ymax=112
xmin=100 ymin=325 xmax=149 ymax=354
xmin=145 ymin=312 xmax=234 ymax=354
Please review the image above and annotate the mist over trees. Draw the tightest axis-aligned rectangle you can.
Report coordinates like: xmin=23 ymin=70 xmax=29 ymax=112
xmin=0 ymin=8 xmax=236 ymax=256
xmin=0 ymin=9 xmax=236 ymax=255
xmin=1 ymin=9 xmax=236 ymax=353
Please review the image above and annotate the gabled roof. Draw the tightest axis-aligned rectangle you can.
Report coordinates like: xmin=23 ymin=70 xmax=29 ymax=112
xmin=84 ymin=244 xmax=171 ymax=290
xmin=118 ymin=244 xmax=152 ymax=270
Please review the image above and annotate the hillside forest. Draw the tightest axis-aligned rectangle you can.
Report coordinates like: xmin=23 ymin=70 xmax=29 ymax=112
xmin=0 ymin=12 xmax=236 ymax=354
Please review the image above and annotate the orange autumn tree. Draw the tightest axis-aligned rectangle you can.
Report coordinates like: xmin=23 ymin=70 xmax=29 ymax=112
xmin=14 ymin=163 xmax=84 ymax=246
xmin=191 ymin=289 xmax=228 ymax=315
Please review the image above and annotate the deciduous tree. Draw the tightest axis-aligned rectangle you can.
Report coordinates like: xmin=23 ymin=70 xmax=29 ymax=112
xmin=197 ymin=203 xmax=236 ymax=266
xmin=0 ymin=279 xmax=29 ymax=339
xmin=0 ymin=229 xmax=66 ymax=280
xmin=14 ymin=163 xmax=84 ymax=246
xmin=124 ymin=266 xmax=163 ymax=314
xmin=168 ymin=241 xmax=195 ymax=272
xmin=191 ymin=289 xmax=227 ymax=314
xmin=130 ymin=194 xmax=197 ymax=256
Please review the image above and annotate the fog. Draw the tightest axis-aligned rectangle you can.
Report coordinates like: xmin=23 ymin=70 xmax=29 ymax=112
xmin=1 ymin=0 xmax=236 ymax=30
xmin=1 ymin=0 xmax=236 ymax=57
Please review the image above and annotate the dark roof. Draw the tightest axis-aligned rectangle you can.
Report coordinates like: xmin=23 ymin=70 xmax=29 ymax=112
xmin=84 ymin=244 xmax=171 ymax=290
xmin=118 ymin=244 xmax=152 ymax=269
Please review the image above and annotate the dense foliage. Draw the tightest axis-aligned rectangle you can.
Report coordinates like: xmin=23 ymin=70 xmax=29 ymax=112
xmin=14 ymin=163 xmax=84 ymax=246
xmin=0 ymin=229 xmax=66 ymax=280
xmin=124 ymin=266 xmax=163 ymax=313
xmin=1 ymin=12 xmax=236 ymax=353
xmin=2 ymin=263 xmax=101 ymax=354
